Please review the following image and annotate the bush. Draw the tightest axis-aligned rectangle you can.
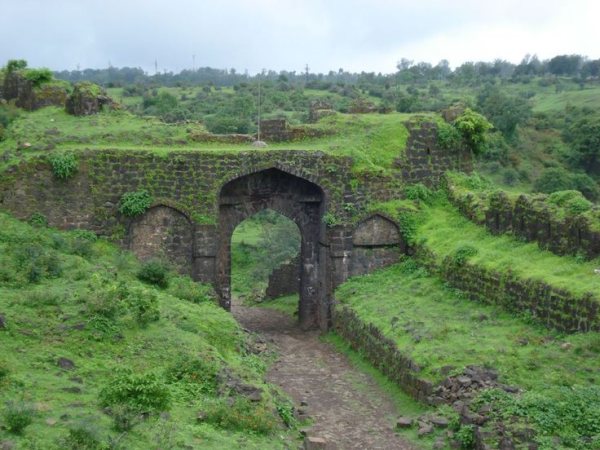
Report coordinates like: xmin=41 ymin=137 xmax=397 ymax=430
xmin=137 ymin=259 xmax=170 ymax=288
xmin=167 ymin=277 xmax=216 ymax=304
xmin=533 ymin=168 xmax=574 ymax=194
xmin=118 ymin=190 xmax=152 ymax=217
xmin=126 ymin=285 xmax=160 ymax=326
xmin=453 ymin=108 xmax=493 ymax=156
xmin=14 ymin=244 xmax=63 ymax=283
xmin=23 ymin=68 xmax=53 ymax=87
xmin=0 ymin=360 xmax=9 ymax=381
xmin=61 ymin=420 xmax=106 ymax=450
xmin=2 ymin=400 xmax=34 ymax=434
xmin=454 ymin=424 xmax=475 ymax=449
xmin=28 ymin=212 xmax=48 ymax=227
xmin=50 ymin=153 xmax=78 ymax=180
xmin=165 ymin=352 xmax=220 ymax=395
xmin=547 ymin=190 xmax=592 ymax=215
xmin=437 ymin=121 xmax=462 ymax=149
xmin=451 ymin=245 xmax=478 ymax=265
xmin=502 ymin=168 xmax=519 ymax=186
xmin=204 ymin=115 xmax=251 ymax=134
xmin=99 ymin=370 xmax=170 ymax=413
xmin=201 ymin=397 xmax=277 ymax=434
xmin=404 ymin=183 xmax=433 ymax=203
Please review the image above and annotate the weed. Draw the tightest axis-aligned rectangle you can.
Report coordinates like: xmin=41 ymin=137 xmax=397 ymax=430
xmin=137 ymin=259 xmax=170 ymax=288
xmin=99 ymin=369 xmax=170 ymax=413
xmin=2 ymin=400 xmax=34 ymax=434
xmin=28 ymin=212 xmax=48 ymax=227
xmin=118 ymin=190 xmax=152 ymax=217
xmin=167 ymin=276 xmax=216 ymax=304
xmin=49 ymin=152 xmax=78 ymax=180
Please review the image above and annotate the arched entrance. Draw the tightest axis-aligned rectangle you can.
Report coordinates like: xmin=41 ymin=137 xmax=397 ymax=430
xmin=217 ymin=168 xmax=327 ymax=330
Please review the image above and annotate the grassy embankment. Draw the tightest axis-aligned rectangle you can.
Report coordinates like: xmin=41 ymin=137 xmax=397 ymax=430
xmin=0 ymin=212 xmax=300 ymax=449
xmin=336 ymin=195 xmax=600 ymax=448
xmin=0 ymin=107 xmax=416 ymax=175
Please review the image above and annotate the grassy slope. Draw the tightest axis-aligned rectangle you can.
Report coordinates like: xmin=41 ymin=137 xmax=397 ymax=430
xmin=335 ymin=259 xmax=600 ymax=448
xmin=336 ymin=260 xmax=600 ymax=387
xmin=417 ymin=197 xmax=600 ymax=296
xmin=0 ymin=107 xmax=414 ymax=175
xmin=0 ymin=212 xmax=297 ymax=449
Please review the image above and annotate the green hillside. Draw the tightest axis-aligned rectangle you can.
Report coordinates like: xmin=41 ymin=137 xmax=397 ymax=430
xmin=0 ymin=212 xmax=298 ymax=449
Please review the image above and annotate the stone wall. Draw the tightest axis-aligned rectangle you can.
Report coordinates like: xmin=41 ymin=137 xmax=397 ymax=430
xmin=259 ymin=119 xmax=331 ymax=142
xmin=265 ymin=256 xmax=300 ymax=299
xmin=332 ymin=304 xmax=433 ymax=402
xmin=397 ymin=121 xmax=473 ymax=187
xmin=415 ymin=246 xmax=600 ymax=333
xmin=128 ymin=205 xmax=194 ymax=275
xmin=351 ymin=214 xmax=404 ymax=277
xmin=445 ymin=179 xmax=600 ymax=259
xmin=2 ymin=72 xmax=67 ymax=111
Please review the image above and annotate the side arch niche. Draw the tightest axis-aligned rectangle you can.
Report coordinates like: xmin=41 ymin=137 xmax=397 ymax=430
xmin=128 ymin=205 xmax=194 ymax=275
xmin=351 ymin=214 xmax=405 ymax=276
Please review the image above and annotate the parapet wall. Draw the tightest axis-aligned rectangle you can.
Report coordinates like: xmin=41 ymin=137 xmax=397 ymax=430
xmin=445 ymin=176 xmax=600 ymax=259
xmin=414 ymin=246 xmax=600 ymax=333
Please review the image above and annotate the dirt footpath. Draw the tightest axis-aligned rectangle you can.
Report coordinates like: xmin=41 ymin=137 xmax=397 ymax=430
xmin=232 ymin=302 xmax=417 ymax=450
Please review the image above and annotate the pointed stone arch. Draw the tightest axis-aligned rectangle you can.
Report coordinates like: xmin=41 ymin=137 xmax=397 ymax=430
xmin=217 ymin=167 xmax=328 ymax=330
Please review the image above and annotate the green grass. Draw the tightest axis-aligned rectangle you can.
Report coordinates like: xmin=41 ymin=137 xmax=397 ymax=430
xmin=0 ymin=211 xmax=298 ymax=449
xmin=257 ymin=294 xmax=299 ymax=317
xmin=0 ymin=106 xmax=415 ymax=174
xmin=336 ymin=260 xmax=600 ymax=387
xmin=532 ymin=85 xmax=600 ymax=113
xmin=416 ymin=197 xmax=600 ymax=297
xmin=335 ymin=258 xmax=600 ymax=449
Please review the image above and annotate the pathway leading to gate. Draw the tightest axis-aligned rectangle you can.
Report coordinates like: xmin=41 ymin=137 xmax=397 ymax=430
xmin=232 ymin=301 xmax=416 ymax=450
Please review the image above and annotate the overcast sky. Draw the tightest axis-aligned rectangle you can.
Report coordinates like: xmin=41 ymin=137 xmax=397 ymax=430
xmin=1 ymin=0 xmax=599 ymax=74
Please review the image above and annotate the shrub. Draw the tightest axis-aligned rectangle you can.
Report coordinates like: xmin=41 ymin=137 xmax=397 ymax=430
xmin=548 ymin=190 xmax=592 ymax=215
xmin=62 ymin=420 xmax=105 ymax=450
xmin=85 ymin=275 xmax=128 ymax=319
xmin=50 ymin=153 xmax=78 ymax=180
xmin=455 ymin=424 xmax=475 ymax=449
xmin=533 ymin=168 xmax=574 ymax=194
xmin=502 ymin=168 xmax=519 ymax=186
xmin=322 ymin=212 xmax=341 ymax=227
xmin=167 ymin=277 xmax=216 ymax=304
xmin=201 ymin=397 xmax=277 ymax=434
xmin=137 ymin=259 xmax=170 ymax=288
xmin=28 ymin=212 xmax=48 ymax=227
xmin=0 ymin=360 xmax=9 ymax=381
xmin=118 ymin=190 xmax=152 ymax=217
xmin=165 ymin=353 xmax=220 ymax=395
xmin=126 ymin=285 xmax=160 ymax=326
xmin=99 ymin=370 xmax=170 ymax=413
xmin=2 ymin=400 xmax=34 ymax=434
xmin=14 ymin=244 xmax=63 ymax=283
xmin=451 ymin=245 xmax=478 ymax=265
xmin=453 ymin=108 xmax=493 ymax=156
xmin=437 ymin=121 xmax=462 ymax=149
xmin=23 ymin=68 xmax=53 ymax=87
xmin=404 ymin=183 xmax=433 ymax=203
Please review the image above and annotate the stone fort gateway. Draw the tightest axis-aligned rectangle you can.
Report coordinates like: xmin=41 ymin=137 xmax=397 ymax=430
xmin=0 ymin=121 xmax=472 ymax=330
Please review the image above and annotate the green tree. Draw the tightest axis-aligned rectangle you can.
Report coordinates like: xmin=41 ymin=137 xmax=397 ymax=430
xmin=477 ymin=85 xmax=532 ymax=137
xmin=565 ymin=116 xmax=600 ymax=173
xmin=453 ymin=108 xmax=493 ymax=155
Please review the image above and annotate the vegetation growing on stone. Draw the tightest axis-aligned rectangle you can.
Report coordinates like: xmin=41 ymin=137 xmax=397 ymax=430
xmin=118 ymin=190 xmax=153 ymax=217
xmin=49 ymin=152 xmax=77 ymax=179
